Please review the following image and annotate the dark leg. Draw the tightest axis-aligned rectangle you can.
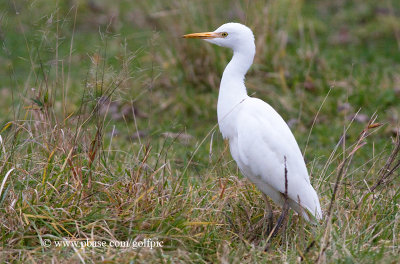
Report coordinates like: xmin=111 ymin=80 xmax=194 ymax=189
xmin=264 ymin=198 xmax=289 ymax=251
xmin=262 ymin=194 xmax=274 ymax=235
xmin=271 ymin=199 xmax=289 ymax=238
xmin=264 ymin=156 xmax=289 ymax=251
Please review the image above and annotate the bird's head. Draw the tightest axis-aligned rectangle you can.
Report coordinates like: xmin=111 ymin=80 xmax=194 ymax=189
xmin=183 ymin=23 xmax=255 ymax=53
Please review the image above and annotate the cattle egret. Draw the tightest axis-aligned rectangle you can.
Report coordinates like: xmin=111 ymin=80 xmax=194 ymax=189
xmin=183 ymin=23 xmax=322 ymax=222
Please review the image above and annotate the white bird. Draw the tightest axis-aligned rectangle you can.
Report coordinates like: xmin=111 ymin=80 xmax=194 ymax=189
xmin=184 ymin=23 xmax=322 ymax=222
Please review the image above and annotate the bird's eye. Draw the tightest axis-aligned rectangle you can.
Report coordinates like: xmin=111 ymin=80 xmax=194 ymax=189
xmin=221 ymin=32 xmax=228 ymax=37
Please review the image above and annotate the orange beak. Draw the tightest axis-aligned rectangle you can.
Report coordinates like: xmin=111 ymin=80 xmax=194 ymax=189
xmin=183 ymin=32 xmax=220 ymax=39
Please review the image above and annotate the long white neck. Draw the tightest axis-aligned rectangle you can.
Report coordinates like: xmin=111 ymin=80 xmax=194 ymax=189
xmin=217 ymin=44 xmax=255 ymax=123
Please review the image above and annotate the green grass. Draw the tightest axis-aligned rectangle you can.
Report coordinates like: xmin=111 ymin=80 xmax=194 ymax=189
xmin=1 ymin=0 xmax=399 ymax=263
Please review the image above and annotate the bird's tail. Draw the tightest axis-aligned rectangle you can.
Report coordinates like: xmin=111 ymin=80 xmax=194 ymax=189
xmin=287 ymin=196 xmax=322 ymax=224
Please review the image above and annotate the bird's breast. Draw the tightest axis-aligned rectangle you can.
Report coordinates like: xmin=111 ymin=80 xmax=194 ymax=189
xmin=217 ymin=109 xmax=238 ymax=140
xmin=217 ymin=96 xmax=247 ymax=140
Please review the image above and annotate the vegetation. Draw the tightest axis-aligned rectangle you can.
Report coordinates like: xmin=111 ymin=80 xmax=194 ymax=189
xmin=1 ymin=0 xmax=399 ymax=262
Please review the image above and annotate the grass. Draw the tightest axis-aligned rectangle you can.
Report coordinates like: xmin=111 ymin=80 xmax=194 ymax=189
xmin=0 ymin=0 xmax=399 ymax=262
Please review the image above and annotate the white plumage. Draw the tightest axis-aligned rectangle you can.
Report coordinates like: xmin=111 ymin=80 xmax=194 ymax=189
xmin=184 ymin=23 xmax=322 ymax=222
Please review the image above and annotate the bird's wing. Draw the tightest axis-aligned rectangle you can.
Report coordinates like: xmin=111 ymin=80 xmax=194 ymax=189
xmin=236 ymin=98 xmax=310 ymax=183
xmin=235 ymin=98 xmax=321 ymax=218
